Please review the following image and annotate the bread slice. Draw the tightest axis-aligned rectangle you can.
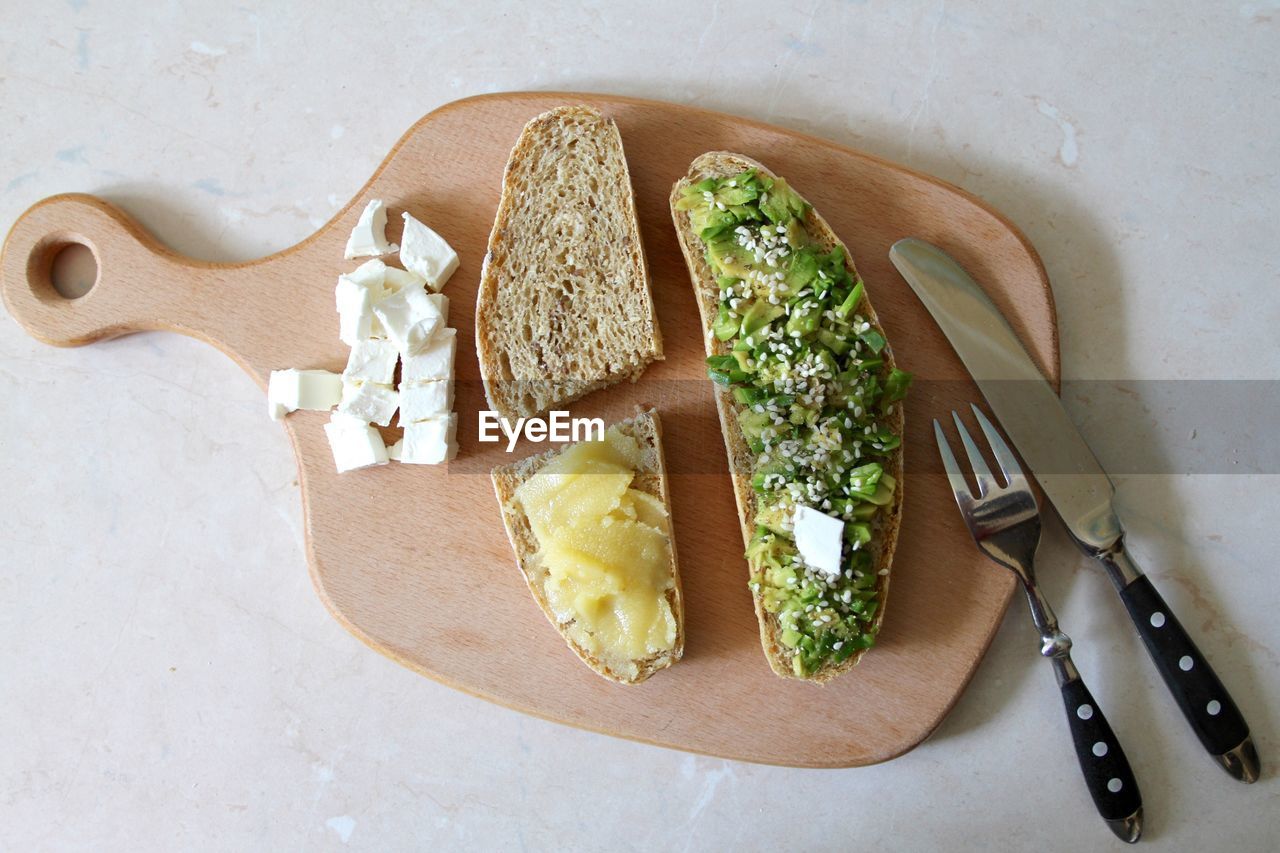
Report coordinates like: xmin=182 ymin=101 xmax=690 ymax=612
xmin=669 ymin=153 xmax=904 ymax=683
xmin=476 ymin=106 xmax=663 ymax=421
xmin=491 ymin=409 xmax=684 ymax=684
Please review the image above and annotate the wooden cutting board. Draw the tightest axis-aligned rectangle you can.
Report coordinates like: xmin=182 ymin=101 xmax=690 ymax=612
xmin=1 ymin=92 xmax=1057 ymax=767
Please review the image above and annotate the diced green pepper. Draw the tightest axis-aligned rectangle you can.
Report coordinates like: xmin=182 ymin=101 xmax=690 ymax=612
xmin=844 ymin=522 xmax=872 ymax=547
xmin=882 ymin=368 xmax=913 ymax=404
xmin=859 ymin=327 xmax=886 ymax=354
xmin=713 ymin=304 xmax=738 ymax=341
xmin=837 ymin=281 xmax=865 ymax=318
xmin=847 ymin=462 xmax=884 ymax=498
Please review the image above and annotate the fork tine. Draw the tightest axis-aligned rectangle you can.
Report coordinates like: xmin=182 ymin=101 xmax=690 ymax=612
xmin=951 ymin=411 xmax=1000 ymax=496
xmin=933 ymin=419 xmax=974 ymax=505
xmin=970 ymin=404 xmax=1029 ymax=487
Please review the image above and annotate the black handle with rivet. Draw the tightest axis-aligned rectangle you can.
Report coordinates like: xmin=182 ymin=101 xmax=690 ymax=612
xmin=1118 ymin=574 xmax=1257 ymax=780
xmin=1058 ymin=672 xmax=1143 ymax=842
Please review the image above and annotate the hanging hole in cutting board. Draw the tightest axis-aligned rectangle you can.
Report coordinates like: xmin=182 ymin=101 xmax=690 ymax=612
xmin=47 ymin=241 xmax=99 ymax=299
xmin=27 ymin=236 xmax=100 ymax=302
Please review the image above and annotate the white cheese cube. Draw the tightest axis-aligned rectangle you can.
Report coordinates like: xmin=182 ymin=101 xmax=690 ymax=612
xmin=373 ymin=281 xmax=443 ymax=356
xmin=337 ymin=380 xmax=399 ymax=427
xmin=343 ymin=338 xmax=399 ymax=384
xmin=400 ymin=212 xmax=458 ymax=292
xmin=345 ymin=261 xmax=384 ymax=338
xmin=378 ymin=269 xmax=447 ymax=331
xmin=344 ymin=199 xmax=398 ymax=259
xmin=336 ymin=272 xmax=383 ymax=345
xmin=382 ymin=265 xmax=427 ymax=295
xmin=400 ymin=414 xmax=457 ymax=465
xmin=323 ymin=412 xmax=389 ymax=472
xmin=267 ymin=369 xmax=342 ymax=421
xmin=793 ymin=505 xmax=846 ymax=580
xmin=400 ymin=327 xmax=456 ymax=384
xmin=343 ymin=258 xmax=387 ymax=291
xmin=399 ymin=380 xmax=453 ymax=424
xmin=426 ymin=293 xmax=448 ymax=326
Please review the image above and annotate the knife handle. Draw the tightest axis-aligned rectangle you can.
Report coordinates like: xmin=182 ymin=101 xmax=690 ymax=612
xmin=1057 ymin=667 xmax=1143 ymax=839
xmin=1118 ymin=572 xmax=1254 ymax=765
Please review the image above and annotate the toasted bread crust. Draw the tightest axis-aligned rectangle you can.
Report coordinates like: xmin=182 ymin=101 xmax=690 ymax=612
xmin=476 ymin=105 xmax=663 ymax=422
xmin=491 ymin=409 xmax=684 ymax=684
xmin=669 ymin=153 xmax=904 ymax=683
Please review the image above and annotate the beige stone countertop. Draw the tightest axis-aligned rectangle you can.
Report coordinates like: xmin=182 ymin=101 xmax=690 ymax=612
xmin=1 ymin=1 xmax=1275 ymax=849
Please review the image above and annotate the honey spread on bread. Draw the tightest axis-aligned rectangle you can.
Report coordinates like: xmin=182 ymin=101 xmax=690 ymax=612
xmin=512 ymin=427 xmax=678 ymax=672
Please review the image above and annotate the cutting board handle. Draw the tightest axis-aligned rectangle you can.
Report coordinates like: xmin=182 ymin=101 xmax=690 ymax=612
xmin=1 ymin=193 xmax=280 ymax=374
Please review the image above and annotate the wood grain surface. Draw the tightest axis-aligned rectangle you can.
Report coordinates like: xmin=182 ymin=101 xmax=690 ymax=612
xmin=0 ymin=92 xmax=1058 ymax=767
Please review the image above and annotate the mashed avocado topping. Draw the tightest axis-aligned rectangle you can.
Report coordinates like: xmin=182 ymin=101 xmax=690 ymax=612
xmin=676 ymin=168 xmax=911 ymax=676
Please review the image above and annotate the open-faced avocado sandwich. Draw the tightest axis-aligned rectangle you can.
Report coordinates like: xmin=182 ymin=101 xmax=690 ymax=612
xmin=670 ymin=153 xmax=910 ymax=683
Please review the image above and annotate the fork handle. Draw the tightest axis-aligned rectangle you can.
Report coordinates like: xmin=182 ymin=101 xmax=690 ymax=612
xmin=1056 ymin=669 xmax=1143 ymax=841
xmin=1117 ymin=572 xmax=1256 ymax=778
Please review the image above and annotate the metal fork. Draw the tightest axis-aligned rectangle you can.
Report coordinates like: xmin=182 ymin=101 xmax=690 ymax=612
xmin=936 ymin=405 xmax=1143 ymax=843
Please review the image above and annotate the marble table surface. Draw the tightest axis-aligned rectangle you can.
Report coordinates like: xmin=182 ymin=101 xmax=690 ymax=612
xmin=2 ymin=1 xmax=1276 ymax=849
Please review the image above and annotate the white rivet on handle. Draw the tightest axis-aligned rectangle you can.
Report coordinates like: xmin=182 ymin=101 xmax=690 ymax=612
xmin=1179 ymin=655 xmax=1193 ymax=671
xmin=1150 ymin=611 xmax=1166 ymax=628
xmin=1207 ymin=700 xmax=1222 ymax=716
xmin=1093 ymin=741 xmax=1109 ymax=757
xmin=1077 ymin=704 xmax=1094 ymax=720
xmin=1108 ymin=778 xmax=1123 ymax=793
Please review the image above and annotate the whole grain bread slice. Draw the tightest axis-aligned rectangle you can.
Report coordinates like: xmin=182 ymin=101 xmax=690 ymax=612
xmin=491 ymin=408 xmax=684 ymax=684
xmin=476 ymin=105 xmax=663 ymax=422
xmin=669 ymin=153 xmax=904 ymax=684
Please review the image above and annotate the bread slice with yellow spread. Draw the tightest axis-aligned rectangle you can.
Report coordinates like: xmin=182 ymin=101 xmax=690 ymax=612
xmin=669 ymin=153 xmax=908 ymax=683
xmin=491 ymin=409 xmax=683 ymax=684
xmin=476 ymin=105 xmax=663 ymax=422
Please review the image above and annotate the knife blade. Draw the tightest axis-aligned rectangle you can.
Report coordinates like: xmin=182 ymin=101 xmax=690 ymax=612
xmin=890 ymin=237 xmax=1258 ymax=783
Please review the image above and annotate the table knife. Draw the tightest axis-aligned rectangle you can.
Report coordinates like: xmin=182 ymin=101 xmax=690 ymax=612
xmin=889 ymin=237 xmax=1259 ymax=783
